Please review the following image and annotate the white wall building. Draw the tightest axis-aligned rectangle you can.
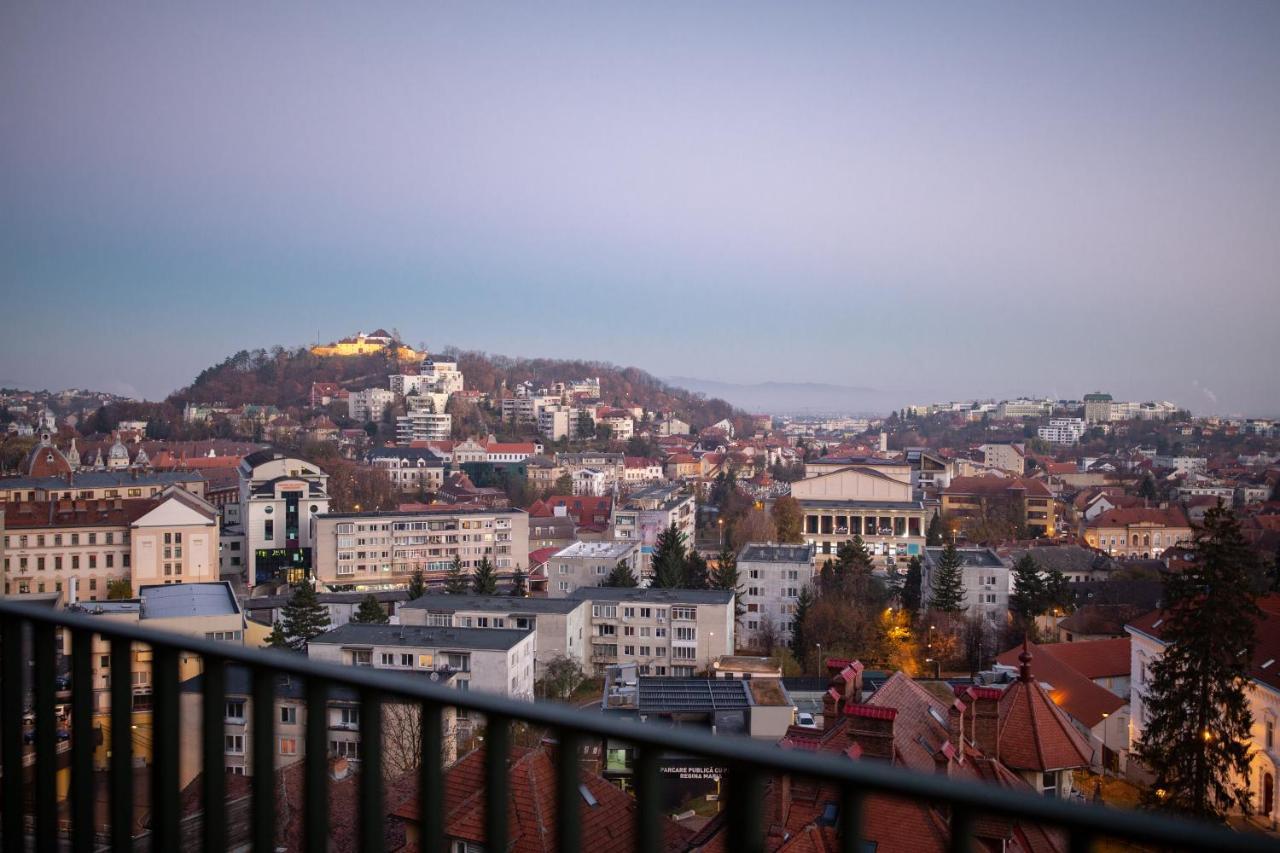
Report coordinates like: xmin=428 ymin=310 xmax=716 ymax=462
xmin=348 ymin=387 xmax=395 ymax=423
xmin=1038 ymin=418 xmax=1086 ymax=446
xmin=737 ymin=543 xmax=814 ymax=647
xmin=569 ymin=587 xmax=735 ymax=677
xmin=237 ymin=450 xmax=330 ymax=588
xmin=546 ymin=540 xmax=640 ymax=597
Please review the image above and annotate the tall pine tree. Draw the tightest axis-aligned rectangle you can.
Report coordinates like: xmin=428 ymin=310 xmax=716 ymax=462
xmin=281 ymin=579 xmax=331 ymax=650
xmin=407 ymin=567 xmax=427 ymax=600
xmin=471 ymin=557 xmax=498 ymax=594
xmin=1135 ymin=506 xmax=1262 ymax=820
xmin=928 ymin=543 xmax=967 ymax=614
xmin=901 ymin=555 xmax=923 ymax=614
xmin=652 ymin=523 xmax=688 ymax=588
xmin=926 ymin=513 xmax=945 ymax=546
xmin=510 ymin=566 xmax=528 ymax=597
xmin=444 ymin=555 xmax=469 ymax=594
xmin=791 ymin=585 xmax=814 ymax=667
xmin=683 ymin=551 xmax=710 ymax=589
xmin=265 ymin=621 xmax=292 ymax=650
xmin=710 ymin=545 xmax=745 ymax=624
xmin=1008 ymin=554 xmax=1046 ymax=629
xmin=351 ymin=594 xmax=390 ymax=624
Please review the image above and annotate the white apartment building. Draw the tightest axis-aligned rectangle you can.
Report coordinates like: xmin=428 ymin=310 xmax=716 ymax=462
xmin=978 ymin=444 xmax=1025 ymax=475
xmin=400 ymin=593 xmax=588 ymax=675
xmin=311 ymin=507 xmax=530 ymax=590
xmin=1038 ymin=418 xmax=1086 ymax=446
xmin=396 ymin=394 xmax=452 ymax=444
xmin=737 ymin=543 xmax=815 ymax=647
xmin=573 ymin=468 xmax=608 ymax=496
xmin=348 ymin=387 xmax=395 ymax=423
xmin=610 ymin=484 xmax=697 ymax=572
xmin=997 ymin=399 xmax=1054 ymax=419
xmin=238 ymin=450 xmax=330 ymax=588
xmin=600 ymin=414 xmax=634 ymax=441
xmin=922 ymin=546 xmax=1011 ymax=618
xmin=308 ymin=622 xmax=536 ymax=700
xmin=364 ymin=447 xmax=447 ymax=493
xmin=569 ymin=587 xmax=736 ymax=676
xmin=546 ymin=540 xmax=641 ymax=597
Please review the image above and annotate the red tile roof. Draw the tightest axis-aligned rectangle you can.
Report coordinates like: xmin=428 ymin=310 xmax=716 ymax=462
xmin=995 ymin=641 xmax=1126 ymax=728
xmin=1087 ymin=506 xmax=1189 ymax=528
xmin=945 ymin=476 xmax=1053 ymax=499
xmin=995 ymin=649 xmax=1094 ymax=771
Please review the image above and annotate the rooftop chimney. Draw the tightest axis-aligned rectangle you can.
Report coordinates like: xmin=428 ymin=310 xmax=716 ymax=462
xmin=845 ymin=704 xmax=897 ymax=763
xmin=947 ymin=697 xmax=968 ymax=762
xmin=969 ymin=686 xmax=1003 ymax=760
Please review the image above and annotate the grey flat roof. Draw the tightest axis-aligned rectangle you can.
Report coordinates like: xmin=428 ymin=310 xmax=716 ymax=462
xmin=401 ymin=593 xmax=584 ymax=615
xmin=924 ymin=547 xmax=1005 ymax=567
xmin=738 ymin=544 xmax=814 ymax=564
xmin=179 ymin=664 xmax=453 ymax=698
xmin=569 ymin=587 xmax=733 ymax=605
xmin=637 ymin=678 xmax=750 ymax=713
xmin=243 ymin=590 xmax=410 ymax=610
xmin=0 ymin=470 xmax=204 ymax=489
xmin=140 ymin=582 xmax=240 ymax=618
xmin=315 ymin=507 xmax=526 ymax=519
xmin=311 ymin=623 xmax=532 ymax=651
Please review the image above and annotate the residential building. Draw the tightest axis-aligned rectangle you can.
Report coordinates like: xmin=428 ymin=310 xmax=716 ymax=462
xmin=789 ymin=465 xmax=927 ymax=569
xmin=347 ymin=387 xmax=395 ymax=423
xmin=976 ymin=443 xmax=1025 ymax=475
xmin=238 ymin=450 xmax=330 ymax=587
xmin=922 ymin=546 xmax=1011 ymax=617
xmin=365 ymin=446 xmax=446 ymax=494
xmin=545 ymin=540 xmax=640 ymax=597
xmin=622 ymin=456 xmax=665 ymax=484
xmin=395 ymin=394 xmax=452 ymax=444
xmin=572 ymin=467 xmax=608 ymax=496
xmin=996 ymin=399 xmax=1053 ymax=419
xmin=904 ymin=448 xmax=951 ymax=493
xmin=737 ymin=543 xmax=814 ymax=647
xmin=1038 ymin=418 xmax=1085 ymax=446
xmin=609 ymin=483 xmax=696 ymax=568
xmin=128 ymin=487 xmax=221 ymax=587
xmin=1083 ymin=393 xmax=1115 ymax=424
xmin=601 ymin=663 xmax=796 ymax=740
xmin=0 ymin=468 xmax=206 ymax=504
xmin=242 ymin=588 xmax=411 ymax=630
xmin=1128 ymin=595 xmax=1280 ymax=818
xmin=570 ymin=586 xmax=735 ymax=676
xmin=308 ymin=622 xmax=536 ymax=700
xmin=399 ymin=593 xmax=588 ymax=675
xmin=311 ymin=506 xmax=530 ymax=590
xmin=941 ymin=476 xmax=1056 ymax=538
xmin=1082 ymin=507 xmax=1192 ymax=558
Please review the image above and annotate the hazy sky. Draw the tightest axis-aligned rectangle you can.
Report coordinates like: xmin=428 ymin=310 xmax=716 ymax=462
xmin=2 ymin=3 xmax=1278 ymax=414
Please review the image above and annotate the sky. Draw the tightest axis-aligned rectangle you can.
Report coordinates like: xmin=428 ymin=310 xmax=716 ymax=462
xmin=1 ymin=3 xmax=1278 ymax=414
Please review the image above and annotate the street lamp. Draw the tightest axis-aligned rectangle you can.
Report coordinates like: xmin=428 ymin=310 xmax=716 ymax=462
xmin=815 ymin=642 xmax=822 ymax=676
xmin=718 ymin=518 xmax=724 ymax=547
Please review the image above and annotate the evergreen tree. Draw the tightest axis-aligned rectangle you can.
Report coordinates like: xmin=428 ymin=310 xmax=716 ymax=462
xmin=351 ymin=594 xmax=390 ymax=624
xmin=471 ymin=557 xmax=498 ymax=594
xmin=901 ymin=555 xmax=923 ymax=614
xmin=928 ymin=543 xmax=967 ymax=614
xmin=1139 ymin=474 xmax=1158 ymax=501
xmin=444 ymin=556 xmax=469 ymax=594
xmin=604 ymin=559 xmax=638 ymax=587
xmin=265 ymin=622 xmax=292 ymax=650
xmin=683 ymin=550 xmax=710 ymax=589
xmin=710 ymin=545 xmax=745 ymax=623
xmin=553 ymin=472 xmax=574 ymax=495
xmin=510 ymin=566 xmax=528 ymax=597
xmin=1135 ymin=506 xmax=1262 ymax=820
xmin=1043 ymin=565 xmax=1073 ymax=614
xmin=1008 ymin=554 xmax=1046 ymax=626
xmin=651 ymin=523 xmax=689 ymax=588
xmin=281 ymin=579 xmax=331 ymax=650
xmin=406 ymin=567 xmax=427 ymax=600
xmin=926 ymin=513 xmax=945 ymax=546
xmin=791 ymin=585 xmax=814 ymax=666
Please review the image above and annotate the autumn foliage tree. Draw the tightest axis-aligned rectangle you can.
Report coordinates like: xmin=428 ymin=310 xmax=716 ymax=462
xmin=770 ymin=496 xmax=804 ymax=544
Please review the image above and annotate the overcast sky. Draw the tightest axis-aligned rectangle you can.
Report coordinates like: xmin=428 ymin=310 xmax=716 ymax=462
xmin=2 ymin=3 xmax=1277 ymax=414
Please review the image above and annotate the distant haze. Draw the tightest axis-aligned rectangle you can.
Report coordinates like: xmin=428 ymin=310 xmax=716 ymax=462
xmin=2 ymin=4 xmax=1278 ymax=415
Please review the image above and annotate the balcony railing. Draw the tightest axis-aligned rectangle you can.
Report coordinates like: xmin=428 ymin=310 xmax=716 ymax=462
xmin=1 ymin=598 xmax=1273 ymax=853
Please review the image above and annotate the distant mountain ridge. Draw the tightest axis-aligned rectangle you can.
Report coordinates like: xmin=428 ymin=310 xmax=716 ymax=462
xmin=665 ymin=376 xmax=898 ymax=416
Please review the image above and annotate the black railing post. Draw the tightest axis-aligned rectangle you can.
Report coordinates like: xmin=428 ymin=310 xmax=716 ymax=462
xmin=202 ymin=655 xmax=227 ymax=853
xmin=1 ymin=616 xmax=25 ymax=853
xmin=1069 ymin=828 xmax=1094 ymax=853
xmin=70 ymin=628 xmax=95 ymax=853
xmin=949 ymin=806 xmax=974 ymax=853
xmin=304 ymin=679 xmax=328 ymax=853
xmin=251 ymin=667 xmax=276 ymax=852
xmin=726 ymin=764 xmax=763 ymax=853
xmin=150 ymin=645 xmax=180 ymax=852
xmin=633 ymin=745 xmax=660 ymax=853
xmin=359 ymin=689 xmax=384 ymax=853
xmin=484 ymin=714 xmax=510 ymax=852
xmin=33 ymin=621 xmax=57 ymax=853
xmin=839 ymin=785 xmax=865 ymax=853
xmin=418 ymin=702 xmax=444 ymax=852
xmin=109 ymin=637 xmax=133 ymax=850
xmin=555 ymin=728 xmax=581 ymax=853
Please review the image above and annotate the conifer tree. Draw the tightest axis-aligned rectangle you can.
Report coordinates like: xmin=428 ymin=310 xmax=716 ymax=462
xmin=683 ymin=550 xmax=709 ymax=589
xmin=407 ymin=567 xmax=427 ymax=600
xmin=471 ymin=557 xmax=498 ymax=595
xmin=791 ymin=585 xmax=814 ymax=664
xmin=444 ymin=555 xmax=469 ymax=594
xmin=510 ymin=566 xmax=527 ymax=597
xmin=1008 ymin=554 xmax=1046 ymax=627
xmin=710 ymin=545 xmax=745 ymax=623
xmin=604 ymin=559 xmax=638 ymax=587
xmin=901 ymin=555 xmax=923 ymax=614
xmin=652 ymin=523 xmax=688 ymax=588
xmin=351 ymin=594 xmax=390 ymax=624
xmin=926 ymin=513 xmax=945 ymax=546
xmin=266 ymin=621 xmax=292 ymax=650
xmin=281 ymin=578 xmax=331 ymax=650
xmin=1135 ymin=506 xmax=1262 ymax=820
xmin=928 ymin=543 xmax=967 ymax=614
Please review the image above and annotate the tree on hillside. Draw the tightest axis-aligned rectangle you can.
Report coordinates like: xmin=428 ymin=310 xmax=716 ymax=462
xmin=510 ymin=566 xmax=528 ymax=597
xmin=471 ymin=557 xmax=498 ymax=595
xmin=576 ymin=411 xmax=596 ymax=440
xmin=928 ymin=544 xmax=968 ymax=614
xmin=1135 ymin=506 xmax=1262 ymax=820
xmin=444 ymin=556 xmax=469 ymax=594
xmin=351 ymin=594 xmax=390 ymax=624
xmin=683 ymin=550 xmax=709 ymax=589
xmin=281 ymin=579 xmax=331 ymax=650
xmin=407 ymin=568 xmax=426 ymax=600
xmin=770 ymin=496 xmax=804 ymax=544
xmin=1139 ymin=474 xmax=1158 ymax=501
xmin=604 ymin=559 xmax=638 ymax=588
xmin=652 ymin=523 xmax=689 ymax=588
xmin=901 ymin=555 xmax=923 ymax=614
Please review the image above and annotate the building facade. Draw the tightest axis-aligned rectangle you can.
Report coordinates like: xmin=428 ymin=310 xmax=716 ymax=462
xmin=545 ymin=540 xmax=640 ymax=597
xmin=569 ymin=587 xmax=735 ymax=676
xmin=737 ymin=543 xmax=814 ymax=647
xmin=238 ymin=450 xmax=331 ymax=587
xmin=789 ymin=466 xmax=927 ymax=569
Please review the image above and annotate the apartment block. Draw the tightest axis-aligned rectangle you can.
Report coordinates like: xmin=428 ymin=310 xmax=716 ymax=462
xmin=737 ymin=543 xmax=814 ymax=647
xmin=569 ymin=587 xmax=735 ymax=677
xmin=545 ymin=540 xmax=640 ymax=597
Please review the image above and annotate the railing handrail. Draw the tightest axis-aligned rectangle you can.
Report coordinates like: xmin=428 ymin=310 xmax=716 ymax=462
xmin=1 ymin=599 xmax=1272 ymax=852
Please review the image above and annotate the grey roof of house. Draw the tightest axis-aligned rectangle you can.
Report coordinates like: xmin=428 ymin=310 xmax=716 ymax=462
xmin=179 ymin=663 xmax=454 ymax=699
xmin=310 ymin=622 xmax=532 ymax=651
xmin=139 ymin=581 xmax=240 ymax=618
xmin=569 ymin=587 xmax=734 ymax=605
xmin=400 ymin=593 xmax=585 ymax=615
xmin=243 ymin=589 xmax=411 ymax=610
xmin=636 ymin=678 xmax=750 ymax=713
xmin=365 ymin=447 xmax=446 ymax=463
xmin=316 ymin=507 xmax=526 ymax=520
xmin=924 ymin=547 xmax=1005 ymax=567
xmin=1008 ymin=546 xmax=1115 ymax=575
xmin=0 ymin=470 xmax=204 ymax=490
xmin=738 ymin=544 xmax=814 ymax=564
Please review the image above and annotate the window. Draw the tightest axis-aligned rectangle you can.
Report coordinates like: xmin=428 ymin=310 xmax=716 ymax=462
xmin=225 ymin=700 xmax=245 ymax=721
xmin=278 ymin=737 xmax=298 ymax=756
xmin=1041 ymin=772 xmax=1058 ymax=798
xmin=672 ymin=606 xmax=695 ymax=620
xmin=339 ymin=707 xmax=361 ymax=727
xmin=598 ymin=624 xmax=616 ymax=637
xmin=1268 ymin=720 xmax=1275 ymax=749
xmin=418 ymin=654 xmax=434 ymax=668
xmin=592 ymin=605 xmax=617 ymax=619
xmin=381 ymin=653 xmax=395 ymax=666
xmin=280 ymin=706 xmax=298 ymax=725
xmin=400 ymin=653 xmax=413 ymax=667
xmin=351 ymin=650 xmax=372 ymax=666
xmin=225 ymin=735 xmax=244 ymax=754
xmin=330 ymin=740 xmax=361 ymax=759
xmin=264 ymin=520 xmax=274 ymax=541
xmin=674 ymin=626 xmax=696 ymax=641
xmin=673 ymin=646 xmax=696 ymax=660
xmin=558 ymin=581 xmax=570 ymax=592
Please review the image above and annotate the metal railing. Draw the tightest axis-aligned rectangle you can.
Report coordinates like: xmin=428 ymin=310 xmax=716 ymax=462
xmin=0 ymin=599 xmax=1272 ymax=853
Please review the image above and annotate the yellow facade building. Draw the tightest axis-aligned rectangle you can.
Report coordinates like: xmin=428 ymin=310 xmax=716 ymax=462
xmin=310 ymin=328 xmax=423 ymax=361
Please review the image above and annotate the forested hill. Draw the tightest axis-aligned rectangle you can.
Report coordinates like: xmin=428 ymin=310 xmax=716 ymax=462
xmin=170 ymin=345 xmax=747 ymax=432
